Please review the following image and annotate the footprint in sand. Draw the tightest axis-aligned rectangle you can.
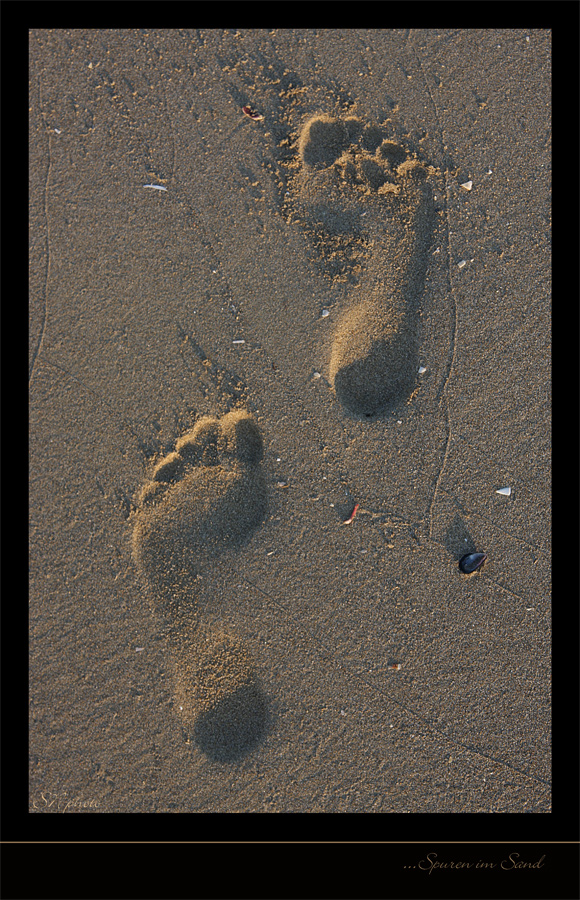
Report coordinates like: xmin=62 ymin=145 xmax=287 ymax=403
xmin=294 ymin=113 xmax=437 ymax=417
xmin=132 ymin=409 xmax=268 ymax=761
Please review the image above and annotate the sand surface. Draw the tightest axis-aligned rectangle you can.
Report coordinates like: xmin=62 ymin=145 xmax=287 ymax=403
xmin=29 ymin=29 xmax=551 ymax=816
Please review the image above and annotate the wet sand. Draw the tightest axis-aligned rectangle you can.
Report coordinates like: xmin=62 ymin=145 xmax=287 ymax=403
xmin=29 ymin=28 xmax=551 ymax=828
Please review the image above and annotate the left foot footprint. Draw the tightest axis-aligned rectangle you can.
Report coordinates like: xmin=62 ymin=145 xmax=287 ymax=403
xmin=132 ymin=409 xmax=268 ymax=760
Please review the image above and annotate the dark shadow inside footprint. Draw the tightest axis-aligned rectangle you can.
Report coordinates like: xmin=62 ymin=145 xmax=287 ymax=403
xmin=378 ymin=140 xmax=407 ymax=168
xmin=359 ymin=157 xmax=389 ymax=192
xmin=133 ymin=410 xmax=267 ymax=593
xmin=299 ymin=115 xmax=349 ymax=168
xmin=360 ymin=123 xmax=388 ymax=152
xmin=193 ymin=681 xmax=269 ymax=762
xmin=332 ymin=334 xmax=418 ymax=418
xmin=307 ymin=203 xmax=363 ymax=235
xmin=133 ymin=466 xmax=267 ymax=596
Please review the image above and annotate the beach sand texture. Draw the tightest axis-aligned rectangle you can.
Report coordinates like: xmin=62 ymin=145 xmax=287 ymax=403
xmin=29 ymin=29 xmax=551 ymax=813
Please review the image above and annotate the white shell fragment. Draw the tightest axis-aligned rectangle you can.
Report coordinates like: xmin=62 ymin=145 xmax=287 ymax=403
xmin=496 ymin=486 xmax=511 ymax=496
xmin=460 ymin=180 xmax=473 ymax=190
xmin=232 ymin=339 xmax=245 ymax=344
xmin=418 ymin=366 xmax=427 ymax=375
xmin=321 ymin=309 xmax=330 ymax=318
xmin=144 ymin=184 xmax=167 ymax=191
xmin=457 ymin=259 xmax=467 ymax=269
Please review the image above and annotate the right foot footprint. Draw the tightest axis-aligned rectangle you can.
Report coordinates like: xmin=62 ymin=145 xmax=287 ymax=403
xmin=296 ymin=114 xmax=437 ymax=417
xmin=132 ymin=409 xmax=268 ymax=760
